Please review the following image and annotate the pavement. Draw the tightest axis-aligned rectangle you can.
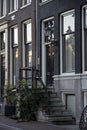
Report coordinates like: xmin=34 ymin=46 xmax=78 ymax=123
xmin=0 ymin=116 xmax=80 ymax=130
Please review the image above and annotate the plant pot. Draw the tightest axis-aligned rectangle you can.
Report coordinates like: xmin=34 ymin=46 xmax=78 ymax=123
xmin=5 ymin=105 xmax=16 ymax=116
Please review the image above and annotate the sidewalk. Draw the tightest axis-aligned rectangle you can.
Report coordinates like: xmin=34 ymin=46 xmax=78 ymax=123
xmin=0 ymin=116 xmax=80 ymax=130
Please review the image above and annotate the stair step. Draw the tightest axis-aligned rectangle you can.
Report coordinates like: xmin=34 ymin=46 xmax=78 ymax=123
xmin=48 ymin=114 xmax=73 ymax=121
xmin=47 ymin=92 xmax=58 ymax=96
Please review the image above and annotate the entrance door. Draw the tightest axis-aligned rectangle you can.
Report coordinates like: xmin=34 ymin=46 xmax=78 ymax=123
xmin=46 ymin=44 xmax=54 ymax=86
xmin=42 ymin=18 xmax=54 ymax=86
xmin=1 ymin=54 xmax=5 ymax=101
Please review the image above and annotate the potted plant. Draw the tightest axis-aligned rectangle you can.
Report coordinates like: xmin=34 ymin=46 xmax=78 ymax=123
xmin=5 ymin=83 xmax=17 ymax=116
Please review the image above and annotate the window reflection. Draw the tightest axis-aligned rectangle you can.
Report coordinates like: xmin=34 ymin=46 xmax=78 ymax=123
xmin=62 ymin=34 xmax=75 ymax=73
xmin=62 ymin=11 xmax=75 ymax=73
xmin=11 ymin=26 xmax=18 ymax=85
xmin=85 ymin=9 xmax=87 ymax=28
xmin=26 ymin=22 xmax=32 ymax=43
xmin=63 ymin=12 xmax=75 ymax=34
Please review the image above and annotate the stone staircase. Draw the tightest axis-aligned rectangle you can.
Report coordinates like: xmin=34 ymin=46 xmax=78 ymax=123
xmin=38 ymin=85 xmax=75 ymax=125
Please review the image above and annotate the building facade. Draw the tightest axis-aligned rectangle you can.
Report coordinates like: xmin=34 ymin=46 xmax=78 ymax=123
xmin=0 ymin=0 xmax=87 ymax=124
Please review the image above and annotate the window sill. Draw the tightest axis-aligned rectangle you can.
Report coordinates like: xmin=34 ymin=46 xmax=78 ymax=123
xmin=20 ymin=3 xmax=32 ymax=9
xmin=39 ymin=0 xmax=53 ymax=6
xmin=8 ymin=10 xmax=18 ymax=15
xmin=0 ymin=16 xmax=6 ymax=20
xmin=60 ymin=72 xmax=75 ymax=77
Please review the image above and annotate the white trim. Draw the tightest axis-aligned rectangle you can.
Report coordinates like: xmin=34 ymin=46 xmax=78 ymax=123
xmin=10 ymin=25 xmax=18 ymax=84
xmin=8 ymin=10 xmax=18 ymax=15
xmin=22 ymin=19 xmax=32 ymax=68
xmin=39 ymin=0 xmax=53 ymax=6
xmin=60 ymin=9 xmax=75 ymax=16
xmin=20 ymin=3 xmax=31 ymax=9
xmin=41 ymin=17 xmax=54 ymax=85
xmin=0 ymin=16 xmax=6 ymax=20
xmin=60 ymin=9 xmax=75 ymax=75
xmin=42 ymin=20 xmax=46 ymax=84
xmin=42 ymin=16 xmax=54 ymax=22
xmin=53 ymin=73 xmax=87 ymax=80
xmin=5 ymin=28 xmax=8 ymax=85
xmin=82 ymin=5 xmax=87 ymax=74
xmin=0 ymin=24 xmax=8 ymax=86
xmin=82 ymin=6 xmax=85 ymax=73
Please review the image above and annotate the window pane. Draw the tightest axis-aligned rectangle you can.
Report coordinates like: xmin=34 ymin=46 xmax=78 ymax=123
xmin=22 ymin=0 xmax=31 ymax=6
xmin=1 ymin=0 xmax=6 ymax=16
xmin=10 ymin=0 xmax=18 ymax=12
xmin=12 ymin=27 xmax=18 ymax=46
xmin=63 ymin=12 xmax=75 ymax=34
xmin=85 ymin=9 xmax=87 ymax=28
xmin=25 ymin=22 xmax=32 ymax=43
xmin=62 ymin=34 xmax=75 ymax=73
xmin=14 ymin=0 xmax=18 ymax=10
xmin=44 ymin=19 xmax=54 ymax=43
xmin=25 ymin=43 xmax=32 ymax=67
xmin=3 ymin=0 xmax=6 ymax=16
xmin=13 ymin=48 xmax=19 ymax=85
xmin=14 ymin=27 xmax=18 ymax=45
xmin=0 ymin=31 xmax=5 ymax=50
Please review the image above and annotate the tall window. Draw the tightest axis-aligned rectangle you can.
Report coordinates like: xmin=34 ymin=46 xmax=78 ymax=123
xmin=0 ymin=31 xmax=5 ymax=50
xmin=23 ymin=20 xmax=32 ymax=67
xmin=10 ymin=0 xmax=18 ymax=12
xmin=22 ymin=0 xmax=32 ymax=6
xmin=83 ymin=7 xmax=87 ymax=71
xmin=0 ymin=0 xmax=6 ymax=17
xmin=0 ymin=31 xmax=6 ymax=101
xmin=11 ymin=26 xmax=18 ymax=85
xmin=61 ymin=11 xmax=75 ymax=74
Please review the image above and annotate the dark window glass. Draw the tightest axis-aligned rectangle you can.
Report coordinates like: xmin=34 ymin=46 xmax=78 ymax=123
xmin=0 ymin=31 xmax=5 ymax=50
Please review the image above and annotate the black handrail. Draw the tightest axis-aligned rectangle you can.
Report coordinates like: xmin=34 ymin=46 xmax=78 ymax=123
xmin=79 ymin=105 xmax=87 ymax=129
xmin=19 ymin=67 xmax=47 ymax=92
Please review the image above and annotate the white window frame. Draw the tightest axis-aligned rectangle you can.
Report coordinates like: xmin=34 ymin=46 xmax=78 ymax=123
xmin=10 ymin=25 xmax=18 ymax=85
xmin=9 ymin=0 xmax=18 ymax=13
xmin=21 ymin=0 xmax=32 ymax=9
xmin=0 ymin=0 xmax=6 ymax=18
xmin=41 ymin=17 xmax=54 ymax=84
xmin=22 ymin=19 xmax=32 ymax=68
xmin=60 ymin=9 xmax=75 ymax=76
xmin=82 ymin=5 xmax=87 ymax=74
xmin=0 ymin=24 xmax=8 ymax=86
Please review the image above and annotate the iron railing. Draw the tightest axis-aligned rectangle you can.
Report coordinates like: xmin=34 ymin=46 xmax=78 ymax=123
xmin=79 ymin=105 xmax=87 ymax=129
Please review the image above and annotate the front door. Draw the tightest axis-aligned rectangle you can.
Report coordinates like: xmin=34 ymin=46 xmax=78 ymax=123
xmin=42 ymin=18 xmax=54 ymax=86
xmin=1 ymin=54 xmax=5 ymax=101
xmin=46 ymin=44 xmax=54 ymax=86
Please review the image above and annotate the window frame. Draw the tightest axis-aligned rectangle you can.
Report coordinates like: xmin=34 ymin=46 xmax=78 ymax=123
xmin=82 ymin=5 xmax=87 ymax=73
xmin=10 ymin=25 xmax=19 ymax=85
xmin=39 ymin=0 xmax=53 ymax=5
xmin=22 ymin=19 xmax=32 ymax=68
xmin=0 ymin=0 xmax=6 ymax=18
xmin=21 ymin=0 xmax=32 ymax=9
xmin=10 ymin=0 xmax=18 ymax=13
xmin=60 ymin=10 xmax=75 ymax=75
